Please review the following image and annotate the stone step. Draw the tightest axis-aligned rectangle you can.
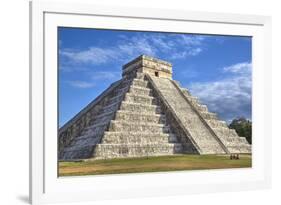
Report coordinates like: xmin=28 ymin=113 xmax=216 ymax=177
xmin=199 ymin=111 xmax=218 ymax=120
xmin=129 ymin=86 xmax=152 ymax=96
xmin=227 ymin=144 xmax=251 ymax=154
xmin=120 ymin=102 xmax=161 ymax=114
xmin=102 ymin=132 xmax=171 ymax=144
xmin=115 ymin=110 xmax=165 ymax=123
xmin=94 ymin=143 xmax=183 ymax=159
xmin=109 ymin=120 xmax=170 ymax=133
xmin=212 ymin=127 xmax=238 ymax=138
xmin=236 ymin=137 xmax=249 ymax=144
xmin=205 ymin=119 xmax=228 ymax=128
xmin=124 ymin=93 xmax=155 ymax=105
xmin=219 ymin=136 xmax=249 ymax=145
xmin=132 ymin=79 xmax=148 ymax=88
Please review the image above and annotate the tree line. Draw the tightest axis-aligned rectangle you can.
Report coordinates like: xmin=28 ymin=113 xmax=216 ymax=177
xmin=229 ymin=117 xmax=252 ymax=144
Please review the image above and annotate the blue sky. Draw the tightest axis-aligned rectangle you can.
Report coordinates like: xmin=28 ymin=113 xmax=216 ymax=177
xmin=59 ymin=27 xmax=252 ymax=127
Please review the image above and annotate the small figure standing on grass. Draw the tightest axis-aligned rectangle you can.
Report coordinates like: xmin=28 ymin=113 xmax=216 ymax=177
xmin=230 ymin=154 xmax=240 ymax=160
xmin=236 ymin=154 xmax=240 ymax=159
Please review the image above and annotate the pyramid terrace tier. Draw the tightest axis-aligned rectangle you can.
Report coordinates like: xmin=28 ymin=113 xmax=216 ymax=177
xmin=109 ymin=121 xmax=170 ymax=133
xmin=119 ymin=102 xmax=162 ymax=114
xmin=114 ymin=111 xmax=166 ymax=124
xmin=93 ymin=143 xmax=183 ymax=159
xmin=102 ymin=132 xmax=179 ymax=144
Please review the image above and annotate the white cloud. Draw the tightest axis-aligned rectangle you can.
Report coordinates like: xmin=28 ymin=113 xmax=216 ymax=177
xmin=59 ymin=33 xmax=207 ymax=68
xmin=180 ymin=35 xmax=205 ymax=46
xmin=171 ymin=48 xmax=202 ymax=59
xmin=65 ymin=72 xmax=121 ymax=89
xmin=91 ymin=71 xmax=120 ymax=81
xmin=188 ymin=62 xmax=252 ymax=122
xmin=150 ymin=34 xmax=175 ymax=50
xmin=117 ymin=36 xmax=156 ymax=57
xmin=189 ymin=48 xmax=203 ymax=56
xmin=60 ymin=47 xmax=118 ymax=65
xmin=223 ymin=62 xmax=251 ymax=74
xmin=67 ymin=81 xmax=95 ymax=88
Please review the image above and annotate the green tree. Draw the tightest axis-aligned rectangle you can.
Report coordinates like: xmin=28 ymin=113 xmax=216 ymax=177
xmin=229 ymin=117 xmax=252 ymax=144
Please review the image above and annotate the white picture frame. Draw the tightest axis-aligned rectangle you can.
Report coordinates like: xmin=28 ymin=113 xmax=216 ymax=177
xmin=30 ymin=1 xmax=272 ymax=204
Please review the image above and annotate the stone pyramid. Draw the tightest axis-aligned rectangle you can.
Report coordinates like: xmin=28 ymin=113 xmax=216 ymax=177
xmin=59 ymin=55 xmax=251 ymax=160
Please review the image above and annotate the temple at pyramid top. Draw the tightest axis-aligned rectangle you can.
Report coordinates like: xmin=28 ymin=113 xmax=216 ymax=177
xmin=122 ymin=55 xmax=173 ymax=79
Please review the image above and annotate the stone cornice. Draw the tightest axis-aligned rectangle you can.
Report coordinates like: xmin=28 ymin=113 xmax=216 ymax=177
xmin=122 ymin=55 xmax=173 ymax=76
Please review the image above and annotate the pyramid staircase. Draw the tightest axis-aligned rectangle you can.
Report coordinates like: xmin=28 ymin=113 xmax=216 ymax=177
xmin=148 ymin=75 xmax=251 ymax=154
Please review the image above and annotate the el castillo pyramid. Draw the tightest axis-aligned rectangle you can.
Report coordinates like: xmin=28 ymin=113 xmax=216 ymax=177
xmin=59 ymin=55 xmax=251 ymax=160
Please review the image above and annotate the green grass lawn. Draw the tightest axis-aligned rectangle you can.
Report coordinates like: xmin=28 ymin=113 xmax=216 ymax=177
xmin=59 ymin=154 xmax=252 ymax=176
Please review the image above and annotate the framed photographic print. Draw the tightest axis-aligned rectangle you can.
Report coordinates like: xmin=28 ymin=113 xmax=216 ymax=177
xmin=30 ymin=1 xmax=272 ymax=204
